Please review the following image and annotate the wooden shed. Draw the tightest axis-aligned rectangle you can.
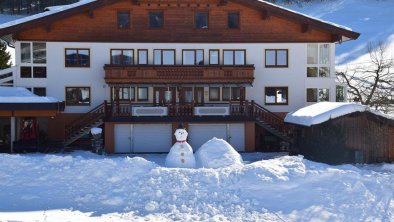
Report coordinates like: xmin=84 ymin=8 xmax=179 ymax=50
xmin=285 ymin=102 xmax=394 ymax=164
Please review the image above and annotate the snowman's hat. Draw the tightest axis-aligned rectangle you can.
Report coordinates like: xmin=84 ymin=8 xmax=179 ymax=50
xmin=177 ymin=123 xmax=185 ymax=129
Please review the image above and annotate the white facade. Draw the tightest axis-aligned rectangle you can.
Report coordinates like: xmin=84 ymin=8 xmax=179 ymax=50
xmin=13 ymin=41 xmax=339 ymax=113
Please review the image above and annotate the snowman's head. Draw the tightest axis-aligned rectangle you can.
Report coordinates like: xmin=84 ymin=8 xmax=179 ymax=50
xmin=174 ymin=128 xmax=188 ymax=141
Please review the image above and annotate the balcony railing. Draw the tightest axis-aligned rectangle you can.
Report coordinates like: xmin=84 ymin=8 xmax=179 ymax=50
xmin=104 ymin=64 xmax=254 ymax=84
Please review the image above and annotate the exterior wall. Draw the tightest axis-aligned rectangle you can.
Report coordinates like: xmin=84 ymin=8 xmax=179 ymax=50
xmin=14 ymin=41 xmax=338 ymax=113
xmin=15 ymin=1 xmax=333 ymax=43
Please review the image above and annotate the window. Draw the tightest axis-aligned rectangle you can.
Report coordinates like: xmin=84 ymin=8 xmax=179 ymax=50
xmin=21 ymin=43 xmax=31 ymax=63
xmin=33 ymin=87 xmax=46 ymax=96
xmin=20 ymin=67 xmax=32 ymax=78
xmin=66 ymin=87 xmax=91 ymax=106
xmin=117 ymin=11 xmax=130 ymax=29
xmin=154 ymin=49 xmax=175 ymax=65
xmin=137 ymin=87 xmax=148 ymax=101
xmin=209 ymin=87 xmax=220 ymax=101
xmin=336 ymin=85 xmax=345 ymax=102
xmin=138 ymin=49 xmax=148 ymax=65
xmin=112 ymin=87 xmax=135 ymax=101
xmin=182 ymin=49 xmax=204 ymax=65
xmin=149 ymin=12 xmax=163 ymax=28
xmin=221 ymin=87 xmax=244 ymax=101
xmin=307 ymin=43 xmax=330 ymax=77
xmin=20 ymin=42 xmax=47 ymax=78
xmin=265 ymin=87 xmax=288 ymax=105
xmin=111 ymin=49 xmax=134 ymax=65
xmin=209 ymin=50 xmax=219 ymax=65
xmin=307 ymin=88 xmax=329 ymax=102
xmin=228 ymin=12 xmax=239 ymax=29
xmin=265 ymin=49 xmax=288 ymax=67
xmin=65 ymin=49 xmax=90 ymax=67
xmin=20 ymin=66 xmax=46 ymax=78
xmin=33 ymin=43 xmax=46 ymax=64
xmin=223 ymin=50 xmax=245 ymax=65
xmin=195 ymin=12 xmax=208 ymax=29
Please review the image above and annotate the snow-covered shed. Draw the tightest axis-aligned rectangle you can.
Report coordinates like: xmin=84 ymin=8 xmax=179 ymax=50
xmin=0 ymin=87 xmax=64 ymax=152
xmin=285 ymin=102 xmax=394 ymax=164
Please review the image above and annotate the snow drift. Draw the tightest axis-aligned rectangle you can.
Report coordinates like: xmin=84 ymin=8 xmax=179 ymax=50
xmin=195 ymin=138 xmax=243 ymax=168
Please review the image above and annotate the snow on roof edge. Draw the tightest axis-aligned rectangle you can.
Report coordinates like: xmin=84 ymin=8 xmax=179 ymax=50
xmin=258 ymin=0 xmax=354 ymax=32
xmin=0 ymin=0 xmax=97 ymax=29
xmin=285 ymin=102 xmax=375 ymax=127
xmin=0 ymin=87 xmax=61 ymax=103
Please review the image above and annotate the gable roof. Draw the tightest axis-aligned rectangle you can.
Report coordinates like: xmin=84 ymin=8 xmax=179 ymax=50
xmin=0 ymin=0 xmax=360 ymax=45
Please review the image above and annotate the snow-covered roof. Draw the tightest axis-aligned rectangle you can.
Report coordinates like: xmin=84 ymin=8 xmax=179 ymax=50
xmin=0 ymin=87 xmax=60 ymax=103
xmin=0 ymin=0 xmax=96 ymax=29
xmin=285 ymin=102 xmax=370 ymax=127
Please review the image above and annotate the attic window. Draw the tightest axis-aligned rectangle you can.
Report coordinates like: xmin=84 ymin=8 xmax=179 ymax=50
xmin=228 ymin=12 xmax=240 ymax=29
xmin=195 ymin=12 xmax=208 ymax=29
xmin=149 ymin=12 xmax=163 ymax=28
xmin=117 ymin=11 xmax=130 ymax=29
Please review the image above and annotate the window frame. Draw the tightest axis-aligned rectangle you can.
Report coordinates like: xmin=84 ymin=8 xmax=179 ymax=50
xmin=137 ymin=87 xmax=149 ymax=101
xmin=306 ymin=43 xmax=331 ymax=78
xmin=209 ymin=87 xmax=220 ymax=101
xmin=265 ymin=86 xmax=289 ymax=105
xmin=223 ymin=49 xmax=246 ymax=65
xmin=110 ymin=49 xmax=134 ymax=65
xmin=117 ymin=10 xmax=131 ymax=29
xmin=227 ymin=12 xmax=240 ymax=29
xmin=33 ymin=87 xmax=46 ymax=96
xmin=265 ymin=49 xmax=288 ymax=68
xmin=306 ymin=88 xmax=330 ymax=102
xmin=137 ymin=49 xmax=148 ymax=65
xmin=182 ymin=49 xmax=204 ymax=65
xmin=153 ymin=49 xmax=176 ymax=65
xmin=65 ymin=48 xmax=91 ymax=68
xmin=149 ymin=11 xmax=164 ymax=29
xmin=209 ymin=49 xmax=220 ymax=65
xmin=65 ymin=87 xmax=91 ymax=106
xmin=112 ymin=87 xmax=135 ymax=101
xmin=195 ymin=11 xmax=209 ymax=29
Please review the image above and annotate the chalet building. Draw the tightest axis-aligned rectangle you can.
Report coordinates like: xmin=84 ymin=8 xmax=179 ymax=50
xmin=0 ymin=0 xmax=359 ymax=153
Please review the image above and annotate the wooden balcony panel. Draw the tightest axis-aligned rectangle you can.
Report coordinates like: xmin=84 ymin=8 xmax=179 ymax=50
xmin=104 ymin=65 xmax=255 ymax=84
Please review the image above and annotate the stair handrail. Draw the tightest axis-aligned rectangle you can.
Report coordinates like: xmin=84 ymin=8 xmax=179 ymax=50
xmin=252 ymin=101 xmax=284 ymax=122
xmin=64 ymin=102 xmax=105 ymax=140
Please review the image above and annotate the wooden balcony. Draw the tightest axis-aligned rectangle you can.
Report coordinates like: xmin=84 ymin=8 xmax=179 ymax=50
xmin=104 ymin=64 xmax=254 ymax=84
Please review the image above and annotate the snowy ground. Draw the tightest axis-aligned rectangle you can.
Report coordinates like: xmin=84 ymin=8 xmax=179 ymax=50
xmin=0 ymin=151 xmax=392 ymax=221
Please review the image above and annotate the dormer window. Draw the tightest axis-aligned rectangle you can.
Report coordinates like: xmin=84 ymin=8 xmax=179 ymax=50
xmin=195 ymin=12 xmax=208 ymax=29
xmin=117 ymin=11 xmax=130 ymax=29
xmin=228 ymin=12 xmax=240 ymax=29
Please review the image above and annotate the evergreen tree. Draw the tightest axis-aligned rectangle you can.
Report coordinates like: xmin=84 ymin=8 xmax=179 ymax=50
xmin=0 ymin=41 xmax=12 ymax=69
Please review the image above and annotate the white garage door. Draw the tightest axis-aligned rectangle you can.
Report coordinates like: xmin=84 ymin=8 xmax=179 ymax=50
xmin=133 ymin=124 xmax=172 ymax=153
xmin=228 ymin=124 xmax=245 ymax=151
xmin=114 ymin=124 xmax=172 ymax=153
xmin=115 ymin=124 xmax=132 ymax=153
xmin=188 ymin=124 xmax=245 ymax=151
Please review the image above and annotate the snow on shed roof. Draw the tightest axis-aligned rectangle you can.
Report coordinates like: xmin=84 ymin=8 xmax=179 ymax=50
xmin=0 ymin=87 xmax=60 ymax=103
xmin=284 ymin=102 xmax=369 ymax=127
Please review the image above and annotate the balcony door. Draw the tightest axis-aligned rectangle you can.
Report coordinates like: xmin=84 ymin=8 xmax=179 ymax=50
xmin=178 ymin=87 xmax=193 ymax=104
xmin=154 ymin=87 xmax=176 ymax=106
xmin=194 ymin=87 xmax=204 ymax=106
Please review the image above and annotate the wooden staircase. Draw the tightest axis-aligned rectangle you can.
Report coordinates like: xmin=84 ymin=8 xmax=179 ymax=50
xmin=64 ymin=102 xmax=107 ymax=146
xmin=230 ymin=100 xmax=292 ymax=143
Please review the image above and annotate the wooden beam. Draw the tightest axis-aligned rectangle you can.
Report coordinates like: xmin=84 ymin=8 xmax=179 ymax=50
xmin=261 ymin=10 xmax=271 ymax=20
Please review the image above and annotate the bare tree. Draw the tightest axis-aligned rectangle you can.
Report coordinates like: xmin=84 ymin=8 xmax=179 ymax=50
xmin=337 ymin=41 xmax=394 ymax=113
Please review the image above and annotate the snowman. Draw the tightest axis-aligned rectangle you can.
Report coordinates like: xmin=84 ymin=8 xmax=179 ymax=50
xmin=165 ymin=124 xmax=196 ymax=168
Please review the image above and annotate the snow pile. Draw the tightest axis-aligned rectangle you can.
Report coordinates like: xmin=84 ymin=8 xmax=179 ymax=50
xmin=90 ymin=127 xmax=102 ymax=135
xmin=284 ymin=102 xmax=369 ymax=126
xmin=0 ymin=152 xmax=393 ymax=221
xmin=0 ymin=86 xmax=60 ymax=103
xmin=195 ymin=137 xmax=243 ymax=168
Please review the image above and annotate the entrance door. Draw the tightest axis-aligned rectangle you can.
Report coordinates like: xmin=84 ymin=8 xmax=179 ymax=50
xmin=178 ymin=87 xmax=193 ymax=104
xmin=154 ymin=87 xmax=176 ymax=106
xmin=194 ymin=87 xmax=204 ymax=106
xmin=114 ymin=124 xmax=132 ymax=153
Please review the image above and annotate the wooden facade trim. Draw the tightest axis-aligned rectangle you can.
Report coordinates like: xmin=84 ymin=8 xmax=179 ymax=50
xmin=104 ymin=64 xmax=255 ymax=84
xmin=0 ymin=0 xmax=359 ymax=43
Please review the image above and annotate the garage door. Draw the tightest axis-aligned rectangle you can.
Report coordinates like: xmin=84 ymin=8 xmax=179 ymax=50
xmin=114 ymin=124 xmax=172 ymax=153
xmin=133 ymin=124 xmax=172 ymax=153
xmin=115 ymin=124 xmax=132 ymax=153
xmin=228 ymin=124 xmax=245 ymax=151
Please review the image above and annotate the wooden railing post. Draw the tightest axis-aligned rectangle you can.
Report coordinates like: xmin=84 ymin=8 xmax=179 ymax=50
xmin=251 ymin=100 xmax=255 ymax=116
